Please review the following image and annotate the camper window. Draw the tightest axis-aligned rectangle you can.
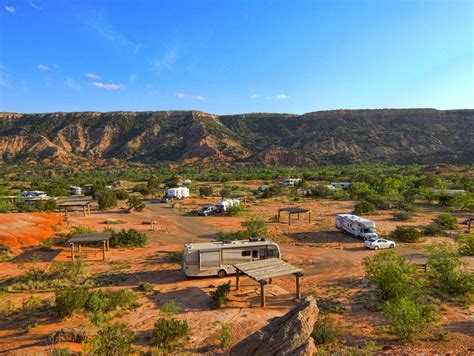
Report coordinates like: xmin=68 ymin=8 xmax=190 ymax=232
xmin=242 ymin=250 xmax=251 ymax=257
xmin=252 ymin=250 xmax=258 ymax=258
xmin=267 ymin=249 xmax=278 ymax=257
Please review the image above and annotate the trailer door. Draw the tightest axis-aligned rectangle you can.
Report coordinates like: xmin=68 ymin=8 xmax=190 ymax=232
xmin=200 ymin=250 xmax=220 ymax=269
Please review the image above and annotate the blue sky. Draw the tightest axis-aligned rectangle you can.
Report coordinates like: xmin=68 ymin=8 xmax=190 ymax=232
xmin=0 ymin=0 xmax=472 ymax=114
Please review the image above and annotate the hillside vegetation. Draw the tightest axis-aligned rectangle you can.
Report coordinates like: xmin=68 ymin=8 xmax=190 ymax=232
xmin=0 ymin=109 xmax=472 ymax=166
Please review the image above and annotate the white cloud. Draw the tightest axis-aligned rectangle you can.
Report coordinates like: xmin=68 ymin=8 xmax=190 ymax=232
xmin=84 ymin=72 xmax=101 ymax=80
xmin=150 ymin=50 xmax=177 ymax=73
xmin=37 ymin=64 xmax=50 ymax=71
xmin=250 ymin=93 xmax=259 ymax=99
xmin=5 ymin=5 xmax=15 ymax=13
xmin=29 ymin=1 xmax=40 ymax=9
xmin=66 ymin=77 xmax=80 ymax=91
xmin=175 ymin=92 xmax=207 ymax=101
xmin=129 ymin=72 xmax=137 ymax=82
xmin=92 ymin=81 xmax=124 ymax=90
xmin=276 ymin=93 xmax=289 ymax=100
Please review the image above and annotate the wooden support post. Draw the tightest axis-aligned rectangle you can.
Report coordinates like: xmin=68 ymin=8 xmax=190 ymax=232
xmin=236 ymin=269 xmax=240 ymax=290
xmin=269 ymin=278 xmax=272 ymax=285
xmin=151 ymin=221 xmax=155 ymax=231
xmin=78 ymin=244 xmax=81 ymax=253
xmin=295 ymin=273 xmax=301 ymax=300
xmin=102 ymin=241 xmax=106 ymax=261
xmin=64 ymin=207 xmax=68 ymax=217
xmin=83 ymin=206 xmax=86 ymax=217
xmin=288 ymin=213 xmax=291 ymax=226
xmin=309 ymin=211 xmax=312 ymax=223
xmin=278 ymin=210 xmax=280 ymax=223
xmin=106 ymin=239 xmax=110 ymax=252
xmin=260 ymin=281 xmax=266 ymax=307
xmin=70 ymin=243 xmax=75 ymax=261
xmin=88 ymin=204 xmax=91 ymax=215
xmin=297 ymin=213 xmax=300 ymax=220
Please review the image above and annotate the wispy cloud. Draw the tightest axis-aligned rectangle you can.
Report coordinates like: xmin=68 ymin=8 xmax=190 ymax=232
xmin=37 ymin=64 xmax=50 ymax=71
xmin=83 ymin=10 xmax=141 ymax=53
xmin=276 ymin=93 xmax=289 ymax=100
xmin=129 ymin=72 xmax=137 ymax=82
xmin=150 ymin=50 xmax=177 ymax=73
xmin=92 ymin=82 xmax=124 ymax=90
xmin=84 ymin=72 xmax=101 ymax=80
xmin=4 ymin=5 xmax=15 ymax=13
xmin=250 ymin=93 xmax=259 ymax=99
xmin=29 ymin=1 xmax=41 ymax=9
xmin=174 ymin=92 xmax=206 ymax=101
xmin=66 ymin=77 xmax=81 ymax=91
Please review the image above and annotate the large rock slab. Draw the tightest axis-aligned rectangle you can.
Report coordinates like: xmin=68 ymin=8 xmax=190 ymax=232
xmin=230 ymin=296 xmax=318 ymax=356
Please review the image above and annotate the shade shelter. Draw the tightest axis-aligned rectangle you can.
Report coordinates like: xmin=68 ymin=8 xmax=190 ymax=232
xmin=233 ymin=259 xmax=303 ymax=307
xmin=277 ymin=207 xmax=312 ymax=225
xmin=68 ymin=232 xmax=112 ymax=262
xmin=58 ymin=201 xmax=92 ymax=217
xmin=221 ymin=193 xmax=248 ymax=202
xmin=467 ymin=217 xmax=474 ymax=233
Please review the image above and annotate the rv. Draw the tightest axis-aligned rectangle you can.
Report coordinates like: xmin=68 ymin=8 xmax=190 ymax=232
xmin=183 ymin=238 xmax=281 ymax=277
xmin=215 ymin=199 xmax=240 ymax=213
xmin=20 ymin=190 xmax=47 ymax=199
xmin=336 ymin=214 xmax=378 ymax=240
xmin=432 ymin=189 xmax=465 ymax=196
xmin=282 ymin=178 xmax=301 ymax=187
xmin=69 ymin=186 xmax=82 ymax=195
xmin=166 ymin=187 xmax=190 ymax=199
xmin=330 ymin=182 xmax=351 ymax=190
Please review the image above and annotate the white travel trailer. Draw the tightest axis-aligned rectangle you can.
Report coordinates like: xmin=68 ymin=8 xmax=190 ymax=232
xmin=69 ymin=186 xmax=82 ymax=195
xmin=282 ymin=178 xmax=301 ymax=187
xmin=336 ymin=214 xmax=378 ymax=240
xmin=330 ymin=182 xmax=351 ymax=190
xmin=183 ymin=238 xmax=281 ymax=277
xmin=20 ymin=190 xmax=47 ymax=199
xmin=215 ymin=199 xmax=240 ymax=212
xmin=432 ymin=189 xmax=465 ymax=196
xmin=166 ymin=187 xmax=190 ymax=199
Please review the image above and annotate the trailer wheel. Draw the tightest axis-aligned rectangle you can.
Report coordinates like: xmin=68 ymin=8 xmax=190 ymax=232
xmin=374 ymin=246 xmax=379 ymax=250
xmin=390 ymin=244 xmax=395 ymax=248
xmin=217 ymin=269 xmax=226 ymax=278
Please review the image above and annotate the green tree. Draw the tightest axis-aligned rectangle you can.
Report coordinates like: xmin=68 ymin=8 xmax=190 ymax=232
xmin=89 ymin=323 xmax=135 ymax=356
xmin=354 ymin=201 xmax=376 ymax=215
xmin=433 ymin=213 xmax=458 ymax=230
xmin=199 ymin=186 xmax=213 ymax=197
xmin=454 ymin=233 xmax=474 ymax=256
xmin=127 ymin=196 xmax=145 ymax=212
xmin=391 ymin=226 xmax=422 ymax=243
xmin=98 ymin=190 xmax=118 ymax=210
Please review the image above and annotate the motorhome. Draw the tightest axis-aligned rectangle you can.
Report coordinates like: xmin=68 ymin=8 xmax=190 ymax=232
xmin=336 ymin=214 xmax=378 ymax=240
xmin=282 ymin=178 xmax=301 ymax=187
xmin=330 ymin=182 xmax=351 ymax=190
xmin=215 ymin=199 xmax=240 ymax=212
xmin=183 ymin=238 xmax=281 ymax=277
xmin=166 ymin=187 xmax=190 ymax=199
xmin=432 ymin=189 xmax=465 ymax=196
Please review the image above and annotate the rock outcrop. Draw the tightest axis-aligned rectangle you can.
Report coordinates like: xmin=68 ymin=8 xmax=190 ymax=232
xmin=230 ymin=296 xmax=319 ymax=356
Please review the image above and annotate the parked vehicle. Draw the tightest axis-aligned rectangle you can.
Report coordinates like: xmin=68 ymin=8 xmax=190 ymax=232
xmin=183 ymin=238 xmax=281 ymax=277
xmin=257 ymin=185 xmax=270 ymax=192
xmin=336 ymin=214 xmax=378 ymax=240
xmin=282 ymin=178 xmax=301 ymax=187
xmin=166 ymin=187 xmax=190 ymax=199
xmin=198 ymin=205 xmax=217 ymax=216
xmin=364 ymin=238 xmax=396 ymax=250
xmin=330 ymin=182 xmax=351 ymax=190
xmin=69 ymin=186 xmax=82 ymax=195
xmin=20 ymin=190 xmax=47 ymax=199
xmin=432 ymin=189 xmax=465 ymax=196
xmin=215 ymin=199 xmax=240 ymax=213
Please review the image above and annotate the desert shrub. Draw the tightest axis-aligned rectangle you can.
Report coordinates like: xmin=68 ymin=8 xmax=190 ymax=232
xmin=139 ymin=282 xmax=155 ymax=293
xmin=48 ymin=348 xmax=72 ymax=356
xmin=199 ymin=186 xmax=213 ymax=197
xmin=89 ymin=323 xmax=135 ymax=356
xmin=132 ymin=184 xmax=150 ymax=196
xmin=0 ymin=199 xmax=13 ymax=213
xmin=115 ymin=190 xmax=129 ymax=200
xmin=391 ymin=226 xmax=422 ymax=243
xmin=366 ymin=195 xmax=392 ymax=210
xmin=398 ymin=202 xmax=417 ymax=213
xmin=353 ymin=200 xmax=376 ymax=215
xmin=331 ymin=188 xmax=350 ymax=201
xmin=433 ymin=213 xmax=458 ymax=230
xmin=308 ymin=185 xmax=333 ymax=198
xmin=50 ymin=261 xmax=88 ymax=281
xmin=210 ymin=281 xmax=231 ymax=308
xmin=219 ymin=323 xmax=233 ymax=350
xmin=311 ymin=315 xmax=341 ymax=345
xmin=348 ymin=182 xmax=374 ymax=200
xmin=454 ymin=233 xmax=474 ymax=256
xmin=0 ymin=245 xmax=13 ymax=262
xmin=363 ymin=251 xmax=422 ymax=301
xmin=109 ymin=229 xmax=148 ymax=248
xmin=147 ymin=175 xmax=161 ymax=190
xmin=226 ymin=204 xmax=242 ymax=216
xmin=438 ymin=194 xmax=456 ymax=207
xmin=36 ymin=199 xmax=57 ymax=211
xmin=39 ymin=238 xmax=55 ymax=251
xmin=383 ymin=296 xmax=435 ymax=342
xmin=98 ymin=190 xmax=118 ymax=210
xmin=427 ymin=244 xmax=474 ymax=297
xmin=241 ymin=217 xmax=268 ymax=237
xmin=53 ymin=288 xmax=90 ymax=317
xmin=262 ymin=185 xmax=284 ymax=199
xmin=423 ymin=223 xmax=446 ymax=236
xmin=67 ymin=226 xmax=96 ymax=238
xmin=127 ymin=196 xmax=145 ymax=212
xmin=393 ymin=211 xmax=412 ymax=221
xmin=151 ymin=318 xmax=190 ymax=350
xmin=161 ymin=301 xmax=181 ymax=316
xmin=169 ymin=250 xmax=183 ymax=263
xmin=219 ymin=187 xmax=231 ymax=196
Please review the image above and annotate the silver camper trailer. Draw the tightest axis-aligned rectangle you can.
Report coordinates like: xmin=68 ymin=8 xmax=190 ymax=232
xmin=183 ymin=238 xmax=281 ymax=278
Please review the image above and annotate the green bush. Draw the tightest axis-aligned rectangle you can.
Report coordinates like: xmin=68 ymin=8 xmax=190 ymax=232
xmin=199 ymin=186 xmax=213 ymax=197
xmin=36 ymin=199 xmax=57 ymax=211
xmin=127 ymin=196 xmax=145 ymax=212
xmin=161 ymin=301 xmax=181 ymax=316
xmin=210 ymin=281 xmax=231 ymax=308
xmin=0 ymin=199 xmax=13 ymax=213
xmin=139 ymin=282 xmax=155 ymax=293
xmin=132 ymin=184 xmax=150 ymax=196
xmin=261 ymin=185 xmax=284 ymax=199
xmin=147 ymin=175 xmax=161 ymax=190
xmin=383 ymin=297 xmax=435 ymax=343
xmin=354 ymin=200 xmax=376 ymax=215
xmin=53 ymin=288 xmax=90 ymax=317
xmin=98 ymin=190 xmax=118 ymax=210
xmin=311 ymin=315 xmax=341 ymax=344
xmin=219 ymin=323 xmax=233 ymax=350
xmin=109 ymin=229 xmax=148 ymax=248
xmin=398 ymin=202 xmax=417 ymax=213
xmin=433 ymin=213 xmax=458 ymax=230
xmin=89 ymin=323 xmax=135 ymax=356
xmin=115 ymin=190 xmax=129 ymax=200
xmin=226 ymin=204 xmax=242 ymax=216
xmin=151 ymin=318 xmax=190 ymax=350
xmin=363 ymin=251 xmax=422 ymax=301
xmin=391 ymin=226 xmax=422 ymax=243
xmin=393 ymin=211 xmax=412 ymax=221
xmin=169 ymin=250 xmax=183 ymax=263
xmin=308 ymin=185 xmax=333 ymax=198
xmin=217 ymin=217 xmax=268 ymax=241
xmin=423 ymin=223 xmax=446 ymax=236
xmin=0 ymin=245 xmax=13 ymax=262
xmin=39 ymin=238 xmax=55 ymax=251
xmin=454 ymin=233 xmax=474 ymax=256
xmin=427 ymin=244 xmax=474 ymax=297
